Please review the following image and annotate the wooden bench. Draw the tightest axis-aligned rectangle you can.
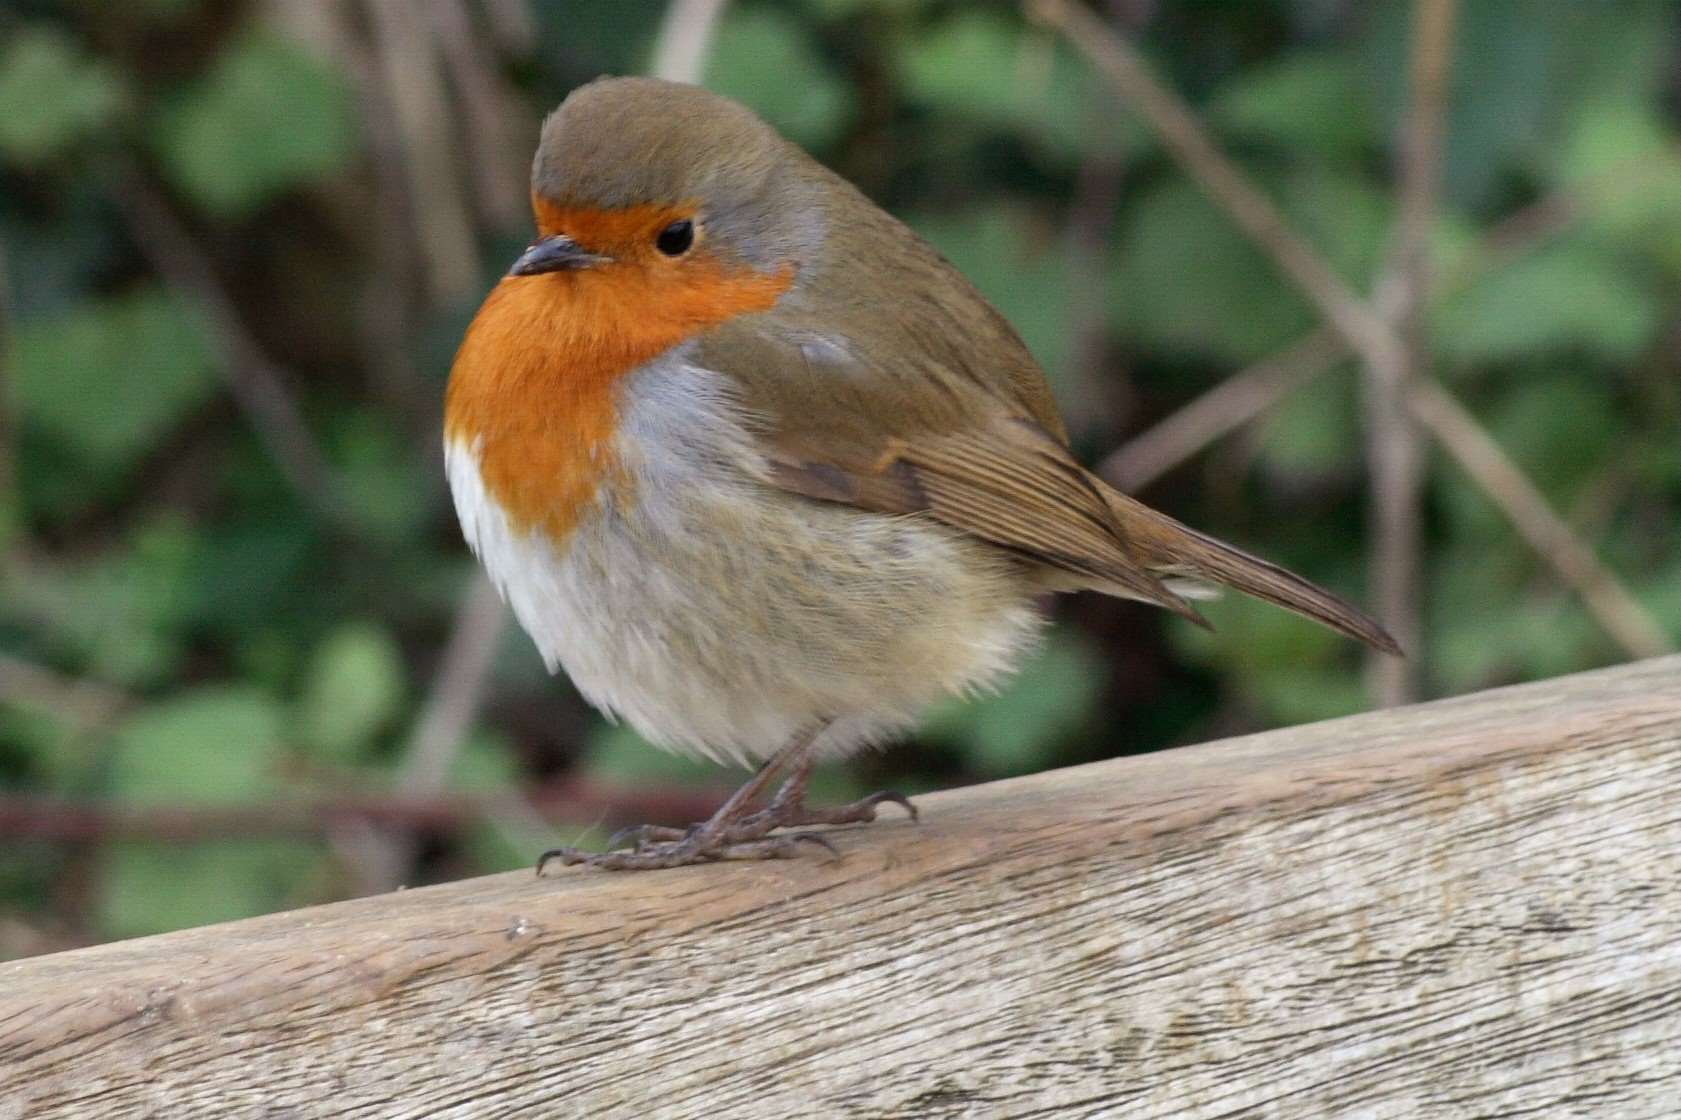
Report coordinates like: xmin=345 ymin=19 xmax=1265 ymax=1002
xmin=4 ymin=655 xmax=1677 ymax=1118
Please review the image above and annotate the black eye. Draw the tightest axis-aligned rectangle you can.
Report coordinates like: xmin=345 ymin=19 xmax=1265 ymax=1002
xmin=655 ymin=219 xmax=694 ymax=256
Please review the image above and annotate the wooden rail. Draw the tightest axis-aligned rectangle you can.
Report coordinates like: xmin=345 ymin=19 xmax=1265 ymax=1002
xmin=3 ymin=656 xmax=1679 ymax=1118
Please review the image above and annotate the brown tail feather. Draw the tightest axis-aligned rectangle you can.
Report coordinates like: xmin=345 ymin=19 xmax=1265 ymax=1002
xmin=1103 ymin=488 xmax=1402 ymax=656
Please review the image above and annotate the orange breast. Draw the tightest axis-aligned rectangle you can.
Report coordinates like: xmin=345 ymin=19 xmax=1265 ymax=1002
xmin=444 ymin=225 xmax=793 ymax=546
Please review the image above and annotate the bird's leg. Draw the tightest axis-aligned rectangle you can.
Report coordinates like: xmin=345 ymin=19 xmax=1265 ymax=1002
xmin=538 ymin=725 xmax=837 ymax=873
xmin=725 ymin=754 xmax=917 ymax=840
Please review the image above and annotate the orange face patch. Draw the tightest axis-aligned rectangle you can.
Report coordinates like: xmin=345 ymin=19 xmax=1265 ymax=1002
xmin=445 ymin=202 xmax=794 ymax=546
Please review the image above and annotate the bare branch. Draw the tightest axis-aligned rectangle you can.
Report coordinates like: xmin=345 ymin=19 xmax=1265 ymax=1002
xmin=1035 ymin=0 xmax=1665 ymax=670
xmin=1364 ymin=0 xmax=1458 ymax=705
xmin=364 ymin=0 xmax=482 ymax=303
xmin=429 ymin=0 xmax=533 ymax=231
xmin=650 ymin=0 xmax=731 ymax=86
xmin=0 ymin=653 xmax=133 ymax=731
xmin=111 ymin=165 xmax=347 ymax=525
xmin=1029 ymin=0 xmax=1403 ymax=376
xmin=1407 ymin=383 xmax=1672 ymax=659
xmin=1098 ymin=154 xmax=1655 ymax=493
xmin=397 ymin=574 xmax=509 ymax=794
xmin=0 ymin=238 xmax=16 ymax=509
xmin=0 ymin=783 xmax=733 ymax=844
xmin=347 ymin=572 xmax=509 ymax=892
xmin=1101 ymin=330 xmax=1343 ymax=492
xmin=343 ymin=0 xmax=740 ymax=893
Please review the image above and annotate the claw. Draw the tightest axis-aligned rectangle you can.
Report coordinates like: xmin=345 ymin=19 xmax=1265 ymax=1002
xmin=792 ymin=832 xmax=842 ymax=860
xmin=535 ymin=847 xmax=587 ymax=876
xmin=532 ymin=760 xmax=916 ymax=872
xmin=604 ymin=826 xmax=643 ymax=852
xmin=605 ymin=823 xmax=686 ymax=851
xmin=863 ymin=790 xmax=919 ymax=822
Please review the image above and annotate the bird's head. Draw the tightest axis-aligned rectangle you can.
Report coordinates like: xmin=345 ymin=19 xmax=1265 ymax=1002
xmin=445 ymin=79 xmax=816 ymax=542
xmin=500 ymin=77 xmax=816 ymax=349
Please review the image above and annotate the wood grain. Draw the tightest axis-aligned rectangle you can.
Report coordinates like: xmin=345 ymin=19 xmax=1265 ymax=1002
xmin=3 ymin=656 xmax=1679 ymax=1119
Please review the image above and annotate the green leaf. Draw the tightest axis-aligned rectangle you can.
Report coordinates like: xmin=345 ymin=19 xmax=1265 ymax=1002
xmin=329 ymin=409 xmax=431 ymax=543
xmin=1244 ymin=663 xmax=1367 ymax=726
xmin=109 ymin=685 xmax=288 ymax=804
xmin=1111 ymin=181 xmax=1313 ymax=364
xmin=98 ymin=838 xmax=321 ymax=939
xmin=447 ymin=730 xmax=521 ymax=793
xmin=461 ymin=822 xmax=532 ymax=874
xmin=922 ymin=627 xmax=1103 ymax=778
xmin=1552 ymin=99 xmax=1681 ymax=271
xmin=1636 ymin=563 xmax=1681 ymax=644
xmin=0 ymin=517 xmax=201 ymax=688
xmin=583 ymin=723 xmax=735 ymax=784
xmin=298 ymin=622 xmax=405 ymax=762
xmin=802 ymin=0 xmax=930 ymax=17
xmin=1174 ymin=591 xmax=1345 ymax=677
xmin=703 ymin=9 xmax=851 ymax=150
xmin=898 ymin=11 xmax=1120 ymax=162
xmin=1430 ymin=553 xmax=1601 ymax=689
xmin=1212 ymin=52 xmax=1375 ymax=156
xmin=908 ymin=203 xmax=1070 ymax=380
xmin=0 ymin=27 xmax=123 ymax=165
xmin=1254 ymin=368 xmax=1359 ymax=475
xmin=1114 ymin=166 xmax=1391 ymax=365
xmin=1173 ymin=590 xmax=1366 ymax=726
xmin=1435 ymin=243 xmax=1660 ymax=365
xmin=1489 ymin=376 xmax=1617 ymax=501
xmin=150 ymin=30 xmax=356 ymax=218
xmin=10 ymin=287 xmax=217 ymax=479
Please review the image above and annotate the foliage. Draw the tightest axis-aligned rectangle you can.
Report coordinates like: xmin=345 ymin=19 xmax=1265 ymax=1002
xmin=2 ymin=0 xmax=1678 ymax=948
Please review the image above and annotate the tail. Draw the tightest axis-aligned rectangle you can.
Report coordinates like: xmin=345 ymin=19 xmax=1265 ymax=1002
xmin=1102 ymin=487 xmax=1402 ymax=656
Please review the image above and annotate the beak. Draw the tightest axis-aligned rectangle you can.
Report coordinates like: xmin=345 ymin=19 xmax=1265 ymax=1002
xmin=508 ymin=235 xmax=606 ymax=276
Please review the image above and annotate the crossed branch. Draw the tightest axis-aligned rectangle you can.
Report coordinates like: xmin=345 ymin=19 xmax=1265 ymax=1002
xmin=1031 ymin=0 xmax=1673 ymax=694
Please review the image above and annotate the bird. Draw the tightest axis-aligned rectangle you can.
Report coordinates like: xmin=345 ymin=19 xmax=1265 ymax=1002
xmin=444 ymin=77 xmax=1399 ymax=872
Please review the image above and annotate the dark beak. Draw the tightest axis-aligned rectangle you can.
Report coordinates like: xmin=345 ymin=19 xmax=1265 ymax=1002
xmin=508 ymin=235 xmax=606 ymax=276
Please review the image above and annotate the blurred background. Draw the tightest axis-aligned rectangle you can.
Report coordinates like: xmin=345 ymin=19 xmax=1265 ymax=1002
xmin=2 ymin=0 xmax=1678 ymax=956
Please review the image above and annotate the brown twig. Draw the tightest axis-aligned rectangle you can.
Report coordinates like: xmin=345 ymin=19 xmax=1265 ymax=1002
xmin=650 ymin=0 xmax=731 ymax=86
xmin=1101 ymin=329 xmax=1344 ymax=492
xmin=343 ymin=0 xmax=738 ymax=892
xmin=363 ymin=0 xmax=481 ymax=303
xmin=1097 ymin=154 xmax=1655 ymax=494
xmin=429 ymin=0 xmax=533 ymax=231
xmin=111 ymin=165 xmax=348 ymax=525
xmin=481 ymin=0 xmax=538 ymax=56
xmin=0 ymin=652 xmax=134 ymax=731
xmin=1407 ymin=382 xmax=1672 ymax=658
xmin=0 ymin=238 xmax=16 ymax=508
xmin=350 ymin=572 xmax=508 ymax=891
xmin=1037 ymin=0 xmax=1668 ymax=667
xmin=1062 ymin=106 xmax=1131 ymax=443
xmin=1029 ymin=0 xmax=1404 ymax=378
xmin=1364 ymin=0 xmax=1458 ymax=704
xmin=0 ymin=783 xmax=734 ymax=844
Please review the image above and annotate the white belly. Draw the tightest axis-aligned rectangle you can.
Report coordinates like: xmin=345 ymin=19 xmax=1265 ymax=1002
xmin=446 ymin=352 xmax=1042 ymax=766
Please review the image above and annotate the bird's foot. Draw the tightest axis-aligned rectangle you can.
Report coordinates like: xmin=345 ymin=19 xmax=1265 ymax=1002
xmin=537 ymin=828 xmax=837 ymax=873
xmin=536 ymin=790 xmax=917 ymax=874
xmin=732 ymin=788 xmax=918 ymax=837
xmin=534 ymin=726 xmax=917 ymax=874
xmin=605 ymin=787 xmax=917 ymax=854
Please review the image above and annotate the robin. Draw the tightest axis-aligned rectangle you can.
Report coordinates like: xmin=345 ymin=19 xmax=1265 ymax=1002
xmin=445 ymin=77 xmax=1398 ymax=872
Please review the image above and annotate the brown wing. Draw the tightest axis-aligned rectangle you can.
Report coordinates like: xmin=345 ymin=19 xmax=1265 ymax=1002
xmin=698 ymin=317 xmax=1398 ymax=653
xmin=768 ymin=412 xmax=1204 ymax=622
xmin=698 ymin=318 xmax=1201 ymax=621
xmin=694 ymin=157 xmax=1397 ymax=652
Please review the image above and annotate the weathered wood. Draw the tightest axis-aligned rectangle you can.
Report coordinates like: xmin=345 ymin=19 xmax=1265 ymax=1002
xmin=4 ymin=657 xmax=1679 ymax=1119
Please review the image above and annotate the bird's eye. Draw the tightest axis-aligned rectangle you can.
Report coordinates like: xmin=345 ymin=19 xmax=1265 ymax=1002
xmin=655 ymin=219 xmax=694 ymax=257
